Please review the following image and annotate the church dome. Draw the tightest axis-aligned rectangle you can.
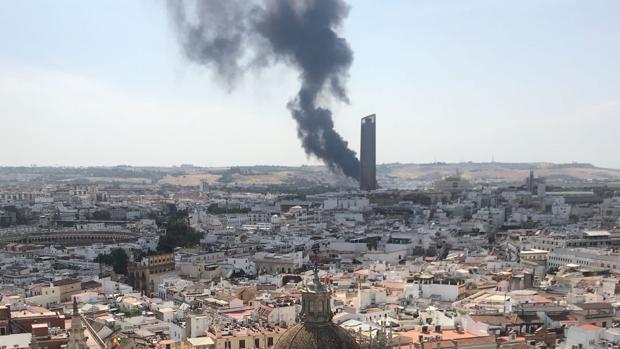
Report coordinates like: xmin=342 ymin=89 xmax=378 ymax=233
xmin=274 ymin=269 xmax=361 ymax=349
xmin=274 ymin=322 xmax=361 ymax=349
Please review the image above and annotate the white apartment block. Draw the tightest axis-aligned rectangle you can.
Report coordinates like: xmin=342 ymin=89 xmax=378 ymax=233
xmin=547 ymin=248 xmax=620 ymax=273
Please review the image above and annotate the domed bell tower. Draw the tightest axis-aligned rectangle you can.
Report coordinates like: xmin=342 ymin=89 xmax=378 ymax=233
xmin=299 ymin=268 xmax=332 ymax=324
xmin=273 ymin=266 xmax=361 ymax=349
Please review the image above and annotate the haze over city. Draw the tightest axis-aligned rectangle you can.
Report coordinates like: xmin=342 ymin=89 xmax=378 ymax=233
xmin=1 ymin=0 xmax=619 ymax=168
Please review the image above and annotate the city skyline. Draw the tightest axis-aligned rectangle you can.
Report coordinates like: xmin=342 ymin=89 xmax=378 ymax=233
xmin=1 ymin=0 xmax=619 ymax=169
xmin=2 ymin=2 xmax=620 ymax=348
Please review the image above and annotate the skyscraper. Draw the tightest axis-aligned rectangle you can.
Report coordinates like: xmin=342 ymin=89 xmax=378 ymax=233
xmin=359 ymin=114 xmax=377 ymax=191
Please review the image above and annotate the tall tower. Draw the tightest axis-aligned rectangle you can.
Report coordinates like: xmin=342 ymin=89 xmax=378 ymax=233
xmin=67 ymin=298 xmax=88 ymax=349
xmin=359 ymin=114 xmax=377 ymax=191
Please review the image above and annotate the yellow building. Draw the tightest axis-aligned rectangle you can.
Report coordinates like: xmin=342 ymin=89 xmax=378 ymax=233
xmin=52 ymin=279 xmax=81 ymax=302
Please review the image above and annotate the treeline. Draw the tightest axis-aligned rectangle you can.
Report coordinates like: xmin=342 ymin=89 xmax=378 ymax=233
xmin=207 ymin=203 xmax=250 ymax=214
xmin=93 ymin=205 xmax=203 ymax=273
xmin=94 ymin=248 xmax=129 ymax=274
xmin=156 ymin=205 xmax=202 ymax=253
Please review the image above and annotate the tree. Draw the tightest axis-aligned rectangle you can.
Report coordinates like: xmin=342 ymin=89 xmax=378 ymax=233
xmin=120 ymin=307 xmax=143 ymax=317
xmin=156 ymin=235 xmax=177 ymax=253
xmin=366 ymin=238 xmax=378 ymax=251
xmin=547 ymin=266 xmax=559 ymax=275
xmin=156 ymin=205 xmax=202 ymax=252
xmin=95 ymin=248 xmax=129 ymax=275
xmin=3 ymin=206 xmax=28 ymax=225
xmin=207 ymin=203 xmax=249 ymax=214
xmin=92 ymin=210 xmax=112 ymax=220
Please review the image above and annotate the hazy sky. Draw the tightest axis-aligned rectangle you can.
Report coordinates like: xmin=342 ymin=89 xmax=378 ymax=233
xmin=1 ymin=0 xmax=619 ymax=168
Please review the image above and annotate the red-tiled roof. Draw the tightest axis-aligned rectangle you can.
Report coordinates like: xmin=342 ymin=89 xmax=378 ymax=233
xmin=578 ymin=324 xmax=601 ymax=330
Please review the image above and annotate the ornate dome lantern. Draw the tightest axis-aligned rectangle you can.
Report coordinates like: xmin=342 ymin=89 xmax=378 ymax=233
xmin=274 ymin=268 xmax=361 ymax=349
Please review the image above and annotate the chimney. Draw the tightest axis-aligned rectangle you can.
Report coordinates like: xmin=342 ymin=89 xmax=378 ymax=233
xmin=31 ymin=323 xmax=49 ymax=338
xmin=0 ymin=305 xmax=10 ymax=320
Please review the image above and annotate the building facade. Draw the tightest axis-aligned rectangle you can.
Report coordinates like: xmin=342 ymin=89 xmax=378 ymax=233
xmin=128 ymin=253 xmax=176 ymax=295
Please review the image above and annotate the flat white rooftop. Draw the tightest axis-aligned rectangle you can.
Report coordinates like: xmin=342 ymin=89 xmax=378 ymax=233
xmin=584 ymin=230 xmax=610 ymax=237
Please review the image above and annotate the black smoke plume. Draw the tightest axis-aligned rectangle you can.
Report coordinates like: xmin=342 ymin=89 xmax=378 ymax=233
xmin=167 ymin=0 xmax=359 ymax=179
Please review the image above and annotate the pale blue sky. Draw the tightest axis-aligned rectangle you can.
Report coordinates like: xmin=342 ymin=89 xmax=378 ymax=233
xmin=1 ymin=0 xmax=619 ymax=168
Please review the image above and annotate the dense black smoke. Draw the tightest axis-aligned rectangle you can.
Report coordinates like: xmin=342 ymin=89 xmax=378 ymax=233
xmin=167 ymin=0 xmax=359 ymax=179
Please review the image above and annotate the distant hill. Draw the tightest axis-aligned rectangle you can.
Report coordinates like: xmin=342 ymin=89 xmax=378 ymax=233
xmin=158 ymin=162 xmax=620 ymax=187
xmin=378 ymin=162 xmax=620 ymax=185
xmin=1 ymin=162 xmax=619 ymax=188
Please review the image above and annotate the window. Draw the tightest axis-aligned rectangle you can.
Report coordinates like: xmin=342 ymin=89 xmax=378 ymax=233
xmin=225 ymin=341 xmax=232 ymax=349
xmin=268 ymin=337 xmax=274 ymax=346
xmin=239 ymin=339 xmax=246 ymax=348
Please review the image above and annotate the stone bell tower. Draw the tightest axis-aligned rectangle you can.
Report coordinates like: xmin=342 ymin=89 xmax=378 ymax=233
xmin=274 ymin=267 xmax=361 ymax=349
xmin=299 ymin=267 xmax=333 ymax=324
xmin=67 ymin=298 xmax=88 ymax=349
